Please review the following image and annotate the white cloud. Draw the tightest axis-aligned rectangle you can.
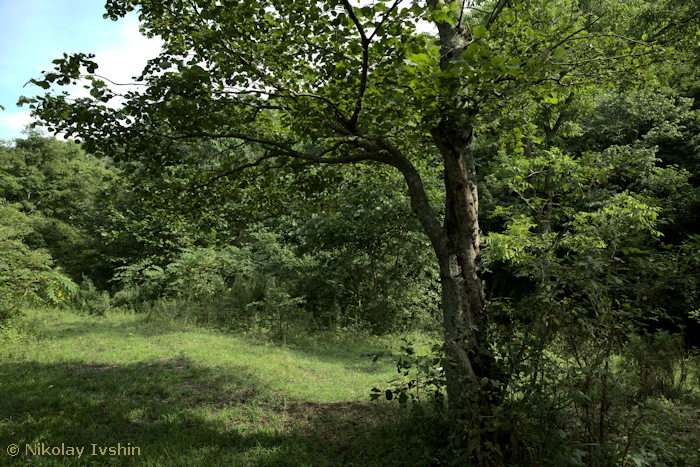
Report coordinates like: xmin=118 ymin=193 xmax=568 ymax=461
xmin=0 ymin=110 xmax=72 ymax=142
xmin=0 ymin=16 xmax=162 ymax=141
xmin=93 ymin=16 xmax=164 ymax=88
xmin=0 ymin=110 xmax=33 ymax=139
xmin=60 ymin=16 xmax=163 ymax=102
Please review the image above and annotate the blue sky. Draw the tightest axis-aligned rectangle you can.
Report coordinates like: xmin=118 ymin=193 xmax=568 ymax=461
xmin=0 ymin=0 xmax=161 ymax=141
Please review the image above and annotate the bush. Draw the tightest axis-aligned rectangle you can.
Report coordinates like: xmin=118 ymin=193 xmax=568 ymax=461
xmin=371 ymin=240 xmax=700 ymax=466
xmin=622 ymin=330 xmax=692 ymax=401
xmin=72 ymin=276 xmax=111 ymax=315
xmin=0 ymin=199 xmax=77 ymax=322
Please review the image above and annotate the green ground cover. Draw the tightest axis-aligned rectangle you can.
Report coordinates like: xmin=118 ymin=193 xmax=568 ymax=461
xmin=0 ymin=308 xmax=429 ymax=466
xmin=2 ymin=308 xmax=699 ymax=466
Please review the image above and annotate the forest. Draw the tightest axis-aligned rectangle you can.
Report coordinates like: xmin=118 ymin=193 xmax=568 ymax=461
xmin=2 ymin=0 xmax=700 ymax=466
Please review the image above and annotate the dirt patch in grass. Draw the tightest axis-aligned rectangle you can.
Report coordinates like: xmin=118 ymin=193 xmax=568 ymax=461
xmin=75 ymin=363 xmax=120 ymax=372
xmin=177 ymin=379 xmax=221 ymax=394
xmin=277 ymin=401 xmax=399 ymax=447
xmin=283 ymin=400 xmax=394 ymax=422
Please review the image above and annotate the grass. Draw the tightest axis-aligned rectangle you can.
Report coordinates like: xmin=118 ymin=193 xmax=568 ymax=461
xmin=0 ymin=307 xmax=436 ymax=466
xmin=3 ymin=307 xmax=699 ymax=467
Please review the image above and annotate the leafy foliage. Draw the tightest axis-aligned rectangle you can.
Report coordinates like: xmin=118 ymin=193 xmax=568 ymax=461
xmin=376 ymin=237 xmax=700 ymax=465
xmin=0 ymin=130 xmax=118 ymax=284
xmin=13 ymin=0 xmax=700 ymax=464
xmin=0 ymin=200 xmax=77 ymax=321
xmin=288 ymin=166 xmax=440 ymax=332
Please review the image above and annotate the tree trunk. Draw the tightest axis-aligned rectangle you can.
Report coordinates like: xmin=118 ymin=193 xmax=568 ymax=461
xmin=392 ymin=3 xmax=502 ymax=461
xmin=385 ymin=115 xmax=496 ymax=463
xmin=431 ymin=120 xmax=499 ymax=426
xmin=424 ymin=0 xmax=491 ymax=415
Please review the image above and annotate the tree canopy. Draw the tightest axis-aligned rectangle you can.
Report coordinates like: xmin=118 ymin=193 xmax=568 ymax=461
xmin=19 ymin=0 xmax=700 ymax=464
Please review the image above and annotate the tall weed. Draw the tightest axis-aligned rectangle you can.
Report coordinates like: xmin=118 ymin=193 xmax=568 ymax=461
xmin=622 ymin=330 xmax=692 ymax=401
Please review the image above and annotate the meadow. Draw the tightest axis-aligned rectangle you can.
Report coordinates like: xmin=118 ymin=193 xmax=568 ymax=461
xmin=2 ymin=305 xmax=700 ymax=467
xmin=0 ymin=307 xmax=439 ymax=467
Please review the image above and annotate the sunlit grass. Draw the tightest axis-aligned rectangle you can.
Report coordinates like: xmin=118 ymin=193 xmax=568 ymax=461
xmin=0 ymin=307 xmax=416 ymax=466
xmin=5 ymin=307 xmax=696 ymax=466
xmin=3 ymin=307 xmax=401 ymax=399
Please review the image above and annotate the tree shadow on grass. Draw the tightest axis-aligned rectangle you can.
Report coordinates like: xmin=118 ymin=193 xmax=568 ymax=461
xmin=20 ymin=312 xmax=202 ymax=340
xmin=0 ymin=356 xmax=407 ymax=467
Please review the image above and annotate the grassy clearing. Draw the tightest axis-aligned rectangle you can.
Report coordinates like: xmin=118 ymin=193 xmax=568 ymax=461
xmin=3 ymin=308 xmax=699 ymax=466
xmin=0 ymin=308 xmax=432 ymax=467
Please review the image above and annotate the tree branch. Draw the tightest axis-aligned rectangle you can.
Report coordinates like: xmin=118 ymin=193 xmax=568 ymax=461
xmin=368 ymin=0 xmax=403 ymax=42
xmin=340 ymin=0 xmax=371 ymax=132
xmin=485 ymin=0 xmax=510 ymax=30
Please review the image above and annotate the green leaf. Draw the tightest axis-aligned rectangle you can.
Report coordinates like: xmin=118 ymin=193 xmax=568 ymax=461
xmin=359 ymin=6 xmax=373 ymax=18
xmin=551 ymin=47 xmax=567 ymax=58
xmin=462 ymin=42 xmax=480 ymax=64
xmin=506 ymin=58 xmax=521 ymax=68
xmin=479 ymin=46 xmax=493 ymax=60
xmin=30 ymin=79 xmax=51 ymax=90
xmin=472 ymin=25 xmax=487 ymax=39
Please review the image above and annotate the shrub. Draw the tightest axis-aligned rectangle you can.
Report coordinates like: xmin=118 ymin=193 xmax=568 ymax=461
xmin=0 ymin=199 xmax=77 ymax=322
xmin=72 ymin=275 xmax=111 ymax=315
xmin=622 ymin=330 xmax=692 ymax=401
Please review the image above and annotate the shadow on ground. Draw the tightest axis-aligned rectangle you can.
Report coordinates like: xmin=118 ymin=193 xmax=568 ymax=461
xmin=0 ymin=356 xmax=404 ymax=467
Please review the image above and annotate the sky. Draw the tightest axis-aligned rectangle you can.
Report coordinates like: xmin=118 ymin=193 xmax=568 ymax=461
xmin=0 ymin=1 xmax=433 ymax=142
xmin=0 ymin=0 xmax=162 ymax=141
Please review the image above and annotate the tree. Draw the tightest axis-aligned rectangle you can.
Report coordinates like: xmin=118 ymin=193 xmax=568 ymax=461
xmin=20 ymin=0 xmax=699 ymax=462
xmin=0 ymin=130 xmax=118 ymax=283
xmin=287 ymin=164 xmax=440 ymax=332
xmin=0 ymin=200 xmax=77 ymax=322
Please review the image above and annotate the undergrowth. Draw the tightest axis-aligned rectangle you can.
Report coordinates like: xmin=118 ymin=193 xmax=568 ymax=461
xmin=2 ymin=303 xmax=699 ymax=467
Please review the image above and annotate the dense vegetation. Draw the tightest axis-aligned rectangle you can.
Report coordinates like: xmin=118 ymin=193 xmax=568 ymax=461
xmin=3 ymin=0 xmax=700 ymax=465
